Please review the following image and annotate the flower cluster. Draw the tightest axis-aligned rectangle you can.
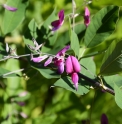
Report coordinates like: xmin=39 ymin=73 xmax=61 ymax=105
xmin=31 ymin=43 xmax=81 ymax=90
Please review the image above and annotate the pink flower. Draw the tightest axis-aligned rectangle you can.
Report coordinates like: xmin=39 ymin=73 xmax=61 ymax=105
xmin=31 ymin=55 xmax=48 ymax=63
xmin=65 ymin=56 xmax=81 ymax=74
xmin=71 ymin=72 xmax=79 ymax=90
xmin=2 ymin=4 xmax=17 ymax=11
xmin=65 ymin=56 xmax=81 ymax=90
xmin=84 ymin=7 xmax=90 ymax=27
xmin=44 ymin=56 xmax=53 ymax=67
xmin=44 ymin=45 xmax=70 ymax=74
xmin=53 ymin=45 xmax=70 ymax=74
xmin=51 ymin=10 xmax=64 ymax=31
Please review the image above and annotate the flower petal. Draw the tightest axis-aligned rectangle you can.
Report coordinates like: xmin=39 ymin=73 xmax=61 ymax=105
xmin=85 ymin=7 xmax=90 ymax=17
xmin=31 ymin=55 xmax=48 ymax=63
xmin=51 ymin=20 xmax=60 ymax=27
xmin=71 ymin=72 xmax=79 ymax=90
xmin=51 ymin=10 xmax=64 ymax=31
xmin=57 ymin=62 xmax=64 ymax=74
xmin=44 ymin=56 xmax=53 ymax=66
xmin=20 ymin=112 xmax=28 ymax=119
xmin=51 ymin=20 xmax=61 ymax=31
xmin=71 ymin=56 xmax=81 ymax=72
xmin=3 ymin=4 xmax=17 ymax=11
xmin=65 ymin=56 xmax=74 ymax=74
xmin=56 ymin=45 xmax=70 ymax=56
xmin=58 ymin=10 xmax=64 ymax=23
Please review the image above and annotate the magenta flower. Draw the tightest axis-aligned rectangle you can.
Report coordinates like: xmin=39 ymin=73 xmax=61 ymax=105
xmin=31 ymin=55 xmax=48 ymax=63
xmin=44 ymin=45 xmax=70 ymax=74
xmin=101 ymin=114 xmax=108 ymax=124
xmin=84 ymin=7 xmax=90 ymax=27
xmin=44 ymin=56 xmax=53 ymax=67
xmin=54 ymin=57 xmax=65 ymax=74
xmin=71 ymin=72 xmax=79 ymax=90
xmin=65 ymin=56 xmax=81 ymax=90
xmin=51 ymin=10 xmax=64 ymax=31
xmin=2 ymin=4 xmax=17 ymax=11
xmin=53 ymin=45 xmax=70 ymax=74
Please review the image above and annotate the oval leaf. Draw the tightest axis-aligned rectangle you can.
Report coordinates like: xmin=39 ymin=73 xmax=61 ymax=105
xmin=70 ymin=30 xmax=79 ymax=56
xmin=32 ymin=66 xmax=60 ymax=79
xmin=114 ymin=83 xmax=122 ymax=109
xmin=54 ymin=76 xmax=90 ymax=95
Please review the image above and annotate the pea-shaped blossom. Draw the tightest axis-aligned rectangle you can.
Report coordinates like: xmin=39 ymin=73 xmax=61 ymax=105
xmin=53 ymin=45 xmax=70 ymax=74
xmin=2 ymin=4 xmax=17 ymax=11
xmin=84 ymin=7 xmax=90 ymax=27
xmin=51 ymin=10 xmax=64 ymax=31
xmin=44 ymin=45 xmax=70 ymax=74
xmin=65 ymin=56 xmax=81 ymax=90
xmin=31 ymin=55 xmax=48 ymax=63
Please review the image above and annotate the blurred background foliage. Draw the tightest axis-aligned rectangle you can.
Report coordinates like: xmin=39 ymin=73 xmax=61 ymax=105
xmin=0 ymin=0 xmax=122 ymax=124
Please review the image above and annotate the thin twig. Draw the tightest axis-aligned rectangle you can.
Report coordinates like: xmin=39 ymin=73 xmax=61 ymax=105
xmin=1 ymin=68 xmax=25 ymax=77
xmin=78 ymin=73 xmax=115 ymax=95
xmin=0 ymin=52 xmax=56 ymax=62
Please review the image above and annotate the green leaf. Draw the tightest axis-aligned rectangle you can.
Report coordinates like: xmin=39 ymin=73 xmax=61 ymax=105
xmin=104 ymin=75 xmax=122 ymax=90
xmin=70 ymin=30 xmax=80 ymax=57
xmin=14 ymin=92 xmax=31 ymax=102
xmin=32 ymin=66 xmax=60 ymax=79
xmin=42 ymin=8 xmax=58 ymax=46
xmin=38 ymin=8 xmax=58 ymax=47
xmin=2 ymin=0 xmax=28 ymax=35
xmin=114 ymin=83 xmax=122 ymax=109
xmin=80 ymin=57 xmax=96 ymax=79
xmin=0 ymin=67 xmax=20 ymax=78
xmin=54 ymin=76 xmax=90 ymax=95
xmin=100 ymin=40 xmax=122 ymax=76
xmin=43 ymin=8 xmax=56 ymax=32
xmin=84 ymin=5 xmax=119 ymax=48
xmin=28 ymin=19 xmax=38 ymax=38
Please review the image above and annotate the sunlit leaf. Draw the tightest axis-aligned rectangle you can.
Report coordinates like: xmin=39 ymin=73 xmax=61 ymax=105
xmin=70 ymin=30 xmax=79 ymax=57
xmin=80 ymin=57 xmax=96 ymax=79
xmin=114 ymin=83 xmax=122 ymax=109
xmin=54 ymin=76 xmax=90 ymax=95
xmin=104 ymin=75 xmax=122 ymax=90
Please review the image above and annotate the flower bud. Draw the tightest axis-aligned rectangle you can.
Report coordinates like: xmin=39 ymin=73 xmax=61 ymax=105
xmin=71 ymin=56 xmax=81 ymax=72
xmin=65 ymin=56 xmax=81 ymax=74
xmin=71 ymin=72 xmax=79 ymax=90
xmin=65 ymin=56 xmax=74 ymax=74
xmin=84 ymin=7 xmax=90 ymax=27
